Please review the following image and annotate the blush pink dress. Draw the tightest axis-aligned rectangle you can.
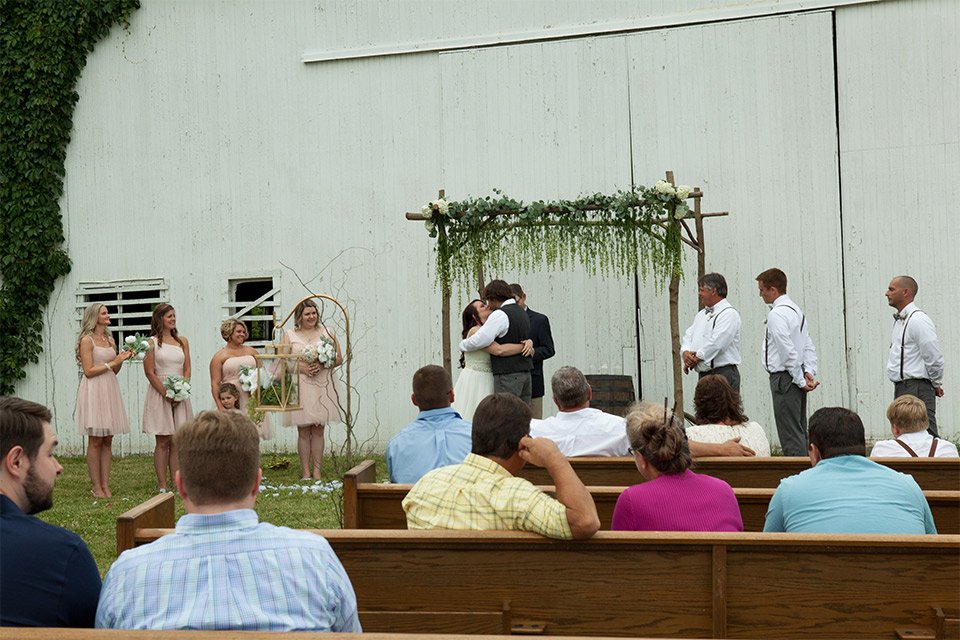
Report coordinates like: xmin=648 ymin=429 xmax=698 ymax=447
xmin=281 ymin=328 xmax=343 ymax=427
xmin=75 ymin=341 xmax=130 ymax=436
xmin=222 ymin=354 xmax=270 ymax=440
xmin=142 ymin=338 xmax=194 ymax=435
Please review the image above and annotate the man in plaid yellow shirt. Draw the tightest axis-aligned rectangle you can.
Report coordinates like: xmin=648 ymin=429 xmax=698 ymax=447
xmin=402 ymin=393 xmax=600 ymax=539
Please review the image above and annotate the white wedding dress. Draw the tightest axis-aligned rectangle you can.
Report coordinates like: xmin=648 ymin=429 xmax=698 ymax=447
xmin=452 ymin=350 xmax=495 ymax=423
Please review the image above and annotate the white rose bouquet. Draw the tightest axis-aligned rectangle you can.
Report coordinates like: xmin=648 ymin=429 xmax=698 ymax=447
xmin=317 ymin=336 xmax=337 ymax=368
xmin=300 ymin=343 xmax=319 ymax=363
xmin=238 ymin=364 xmax=274 ymax=392
xmin=123 ymin=333 xmax=152 ymax=361
xmin=163 ymin=375 xmax=191 ymax=402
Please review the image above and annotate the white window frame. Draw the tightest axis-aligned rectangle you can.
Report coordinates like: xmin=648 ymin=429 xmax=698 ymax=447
xmin=76 ymin=278 xmax=169 ymax=356
xmin=223 ymin=273 xmax=280 ymax=348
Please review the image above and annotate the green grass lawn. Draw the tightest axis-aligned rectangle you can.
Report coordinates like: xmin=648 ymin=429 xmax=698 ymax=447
xmin=36 ymin=453 xmax=387 ymax=577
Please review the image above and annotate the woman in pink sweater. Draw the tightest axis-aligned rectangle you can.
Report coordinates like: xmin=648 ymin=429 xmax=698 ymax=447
xmin=611 ymin=409 xmax=743 ymax=532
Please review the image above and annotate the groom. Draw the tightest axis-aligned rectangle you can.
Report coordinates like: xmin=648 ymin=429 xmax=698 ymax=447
xmin=459 ymin=279 xmax=534 ymax=406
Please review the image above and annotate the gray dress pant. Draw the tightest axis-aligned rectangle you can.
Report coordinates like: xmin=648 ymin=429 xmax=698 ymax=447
xmin=699 ymin=364 xmax=741 ymax=394
xmin=769 ymin=371 xmax=807 ymax=457
xmin=494 ymin=371 xmax=532 ymax=407
xmin=894 ymin=379 xmax=938 ymax=437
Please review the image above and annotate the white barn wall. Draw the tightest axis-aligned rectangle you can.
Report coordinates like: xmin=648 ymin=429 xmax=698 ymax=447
xmin=14 ymin=0 xmax=956 ymax=455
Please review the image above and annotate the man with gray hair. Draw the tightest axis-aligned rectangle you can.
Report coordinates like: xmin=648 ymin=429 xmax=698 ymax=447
xmin=530 ymin=366 xmax=629 ymax=456
xmin=530 ymin=367 xmax=755 ymax=457
xmin=681 ymin=273 xmax=742 ymax=393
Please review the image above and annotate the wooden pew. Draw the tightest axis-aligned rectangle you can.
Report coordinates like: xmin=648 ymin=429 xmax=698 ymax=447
xmin=0 ymin=630 xmax=658 ymax=640
xmin=342 ymin=461 xmax=960 ymax=534
xmin=115 ymin=498 xmax=960 ymax=638
xmin=516 ymin=456 xmax=960 ymax=491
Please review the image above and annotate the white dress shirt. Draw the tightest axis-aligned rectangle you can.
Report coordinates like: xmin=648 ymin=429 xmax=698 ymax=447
xmin=458 ymin=298 xmax=517 ymax=352
xmin=761 ymin=294 xmax=817 ymax=387
xmin=886 ymin=302 xmax=944 ymax=385
xmin=870 ymin=430 xmax=958 ymax=458
xmin=680 ymin=298 xmax=741 ymax=371
xmin=529 ymin=408 xmax=629 ymax=457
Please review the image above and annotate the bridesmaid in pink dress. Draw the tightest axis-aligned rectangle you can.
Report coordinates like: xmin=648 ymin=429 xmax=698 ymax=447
xmin=209 ymin=318 xmax=269 ymax=439
xmin=75 ymin=303 xmax=133 ymax=497
xmin=142 ymin=303 xmax=194 ymax=492
xmin=280 ymin=299 xmax=343 ymax=480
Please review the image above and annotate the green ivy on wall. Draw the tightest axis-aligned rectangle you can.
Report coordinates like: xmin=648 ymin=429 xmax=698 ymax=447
xmin=0 ymin=0 xmax=139 ymax=394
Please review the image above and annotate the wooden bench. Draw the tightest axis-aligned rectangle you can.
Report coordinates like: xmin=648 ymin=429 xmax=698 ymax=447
xmin=116 ymin=497 xmax=960 ymax=638
xmin=343 ymin=460 xmax=960 ymax=534
xmin=0 ymin=630 xmax=656 ymax=640
xmin=515 ymin=456 xmax=960 ymax=491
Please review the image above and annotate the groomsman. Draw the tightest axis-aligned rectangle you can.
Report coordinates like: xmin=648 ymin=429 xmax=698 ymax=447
xmin=756 ymin=268 xmax=819 ymax=457
xmin=680 ymin=273 xmax=741 ymax=393
xmin=510 ymin=283 xmax=555 ymax=419
xmin=885 ymin=275 xmax=944 ymax=436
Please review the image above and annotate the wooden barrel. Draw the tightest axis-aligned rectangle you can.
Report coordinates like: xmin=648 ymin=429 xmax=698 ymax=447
xmin=584 ymin=374 xmax=636 ymax=417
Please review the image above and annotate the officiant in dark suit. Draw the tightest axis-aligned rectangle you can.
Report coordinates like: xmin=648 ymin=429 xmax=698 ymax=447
xmin=511 ymin=283 xmax=555 ymax=419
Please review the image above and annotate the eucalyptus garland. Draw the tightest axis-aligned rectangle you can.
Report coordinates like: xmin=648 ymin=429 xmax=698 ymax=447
xmin=0 ymin=0 xmax=139 ymax=394
xmin=421 ymin=181 xmax=692 ymax=295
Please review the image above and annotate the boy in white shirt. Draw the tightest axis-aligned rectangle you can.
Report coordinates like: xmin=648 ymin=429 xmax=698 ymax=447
xmin=870 ymin=395 xmax=957 ymax=458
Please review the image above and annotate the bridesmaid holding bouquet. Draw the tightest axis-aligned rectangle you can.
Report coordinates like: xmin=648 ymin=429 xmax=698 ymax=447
xmin=75 ymin=303 xmax=133 ymax=497
xmin=142 ymin=303 xmax=194 ymax=492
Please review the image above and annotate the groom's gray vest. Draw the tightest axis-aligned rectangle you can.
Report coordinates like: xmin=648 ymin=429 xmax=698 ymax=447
xmin=491 ymin=303 xmax=533 ymax=375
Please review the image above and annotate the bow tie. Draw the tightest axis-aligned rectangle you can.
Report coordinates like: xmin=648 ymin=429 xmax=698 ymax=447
xmin=704 ymin=306 xmax=714 ymax=314
xmin=894 ymin=312 xmax=906 ymax=321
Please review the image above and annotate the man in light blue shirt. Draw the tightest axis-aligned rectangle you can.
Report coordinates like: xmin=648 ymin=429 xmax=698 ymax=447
xmin=96 ymin=412 xmax=361 ymax=632
xmin=386 ymin=365 xmax=472 ymax=483
xmin=764 ymin=407 xmax=936 ymax=534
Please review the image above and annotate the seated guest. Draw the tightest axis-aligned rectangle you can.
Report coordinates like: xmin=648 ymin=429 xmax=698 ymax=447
xmin=630 ymin=400 xmax=756 ymax=457
xmin=403 ymin=393 xmax=600 ymax=539
xmin=96 ymin=411 xmax=361 ymax=631
xmin=687 ymin=375 xmax=771 ymax=456
xmin=1 ymin=396 xmax=101 ymax=628
xmin=530 ymin=366 xmax=631 ymax=456
xmin=764 ymin=407 xmax=936 ymax=534
xmin=611 ymin=407 xmax=743 ymax=532
xmin=386 ymin=365 xmax=472 ymax=483
xmin=871 ymin=395 xmax=958 ymax=458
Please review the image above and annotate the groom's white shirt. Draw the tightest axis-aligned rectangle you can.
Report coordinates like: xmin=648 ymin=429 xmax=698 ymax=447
xmin=459 ymin=298 xmax=517 ymax=352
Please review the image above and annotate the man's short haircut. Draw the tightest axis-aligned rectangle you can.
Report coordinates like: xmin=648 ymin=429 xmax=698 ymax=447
xmin=807 ymin=407 xmax=866 ymax=459
xmin=756 ymin=268 xmax=787 ymax=293
xmin=895 ymin=275 xmax=919 ymax=298
xmin=508 ymin=283 xmax=524 ymax=298
xmin=551 ymin=366 xmax=590 ymax=410
xmin=412 ymin=365 xmax=453 ymax=411
xmin=173 ymin=411 xmax=261 ymax=505
xmin=698 ymin=273 xmax=728 ymax=298
xmin=482 ymin=280 xmax=513 ymax=303
xmin=472 ymin=393 xmax=532 ymax=459
xmin=886 ymin=395 xmax=929 ymax=433
xmin=0 ymin=396 xmax=51 ymax=462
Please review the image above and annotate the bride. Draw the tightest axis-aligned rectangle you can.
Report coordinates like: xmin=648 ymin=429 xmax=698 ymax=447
xmin=452 ymin=299 xmax=533 ymax=421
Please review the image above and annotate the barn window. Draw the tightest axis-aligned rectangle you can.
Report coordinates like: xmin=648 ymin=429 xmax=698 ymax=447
xmin=77 ymin=278 xmax=169 ymax=347
xmin=224 ymin=276 xmax=279 ymax=348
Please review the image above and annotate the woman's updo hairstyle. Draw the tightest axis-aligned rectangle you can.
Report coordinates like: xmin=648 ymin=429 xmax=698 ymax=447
xmin=625 ymin=405 xmax=691 ymax=475
xmin=220 ymin=318 xmax=248 ymax=342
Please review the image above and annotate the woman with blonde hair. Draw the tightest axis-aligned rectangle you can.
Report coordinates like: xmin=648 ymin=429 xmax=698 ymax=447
xmin=142 ymin=303 xmax=194 ymax=492
xmin=75 ymin=303 xmax=133 ymax=497
xmin=208 ymin=318 xmax=270 ymax=438
xmin=611 ymin=407 xmax=743 ymax=532
xmin=280 ymin=299 xmax=342 ymax=480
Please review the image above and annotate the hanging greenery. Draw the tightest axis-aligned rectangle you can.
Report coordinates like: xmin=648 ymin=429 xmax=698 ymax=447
xmin=0 ymin=0 xmax=139 ymax=394
xmin=420 ymin=181 xmax=692 ymax=295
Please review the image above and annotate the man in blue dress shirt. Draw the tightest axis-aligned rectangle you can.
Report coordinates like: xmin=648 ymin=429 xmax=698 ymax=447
xmin=386 ymin=365 xmax=472 ymax=483
xmin=96 ymin=411 xmax=361 ymax=632
xmin=1 ymin=396 xmax=102 ymax=628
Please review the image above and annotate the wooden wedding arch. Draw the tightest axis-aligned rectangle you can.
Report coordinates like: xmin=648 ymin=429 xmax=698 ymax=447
xmin=406 ymin=171 xmax=728 ymax=411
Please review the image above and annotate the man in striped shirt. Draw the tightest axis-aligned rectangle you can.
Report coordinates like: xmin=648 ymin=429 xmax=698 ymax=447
xmin=95 ymin=412 xmax=360 ymax=632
